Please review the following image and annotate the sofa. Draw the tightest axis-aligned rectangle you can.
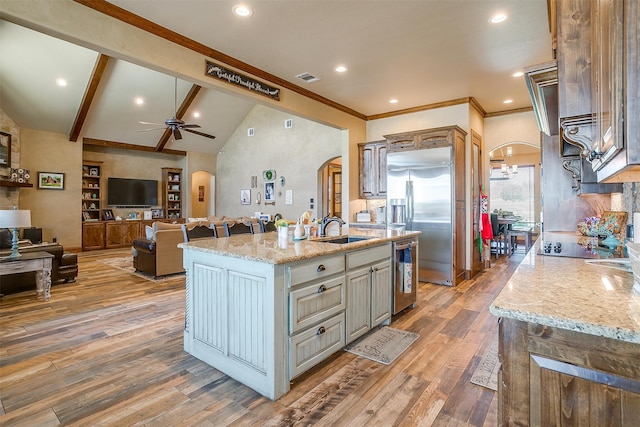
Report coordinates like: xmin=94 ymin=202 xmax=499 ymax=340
xmin=0 ymin=229 xmax=78 ymax=295
xmin=131 ymin=221 xmax=187 ymax=278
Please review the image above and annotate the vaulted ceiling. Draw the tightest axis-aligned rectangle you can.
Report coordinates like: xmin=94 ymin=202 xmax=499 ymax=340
xmin=0 ymin=0 xmax=553 ymax=156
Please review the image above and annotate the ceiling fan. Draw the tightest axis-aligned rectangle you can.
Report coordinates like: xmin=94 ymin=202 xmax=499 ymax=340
xmin=139 ymin=78 xmax=216 ymax=141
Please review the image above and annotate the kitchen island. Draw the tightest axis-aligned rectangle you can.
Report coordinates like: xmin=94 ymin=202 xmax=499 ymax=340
xmin=490 ymin=232 xmax=640 ymax=425
xmin=178 ymin=227 xmax=419 ymax=400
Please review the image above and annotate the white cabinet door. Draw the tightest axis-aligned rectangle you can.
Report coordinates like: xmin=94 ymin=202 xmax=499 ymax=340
xmin=371 ymin=259 xmax=392 ymax=327
xmin=346 ymin=266 xmax=372 ymax=343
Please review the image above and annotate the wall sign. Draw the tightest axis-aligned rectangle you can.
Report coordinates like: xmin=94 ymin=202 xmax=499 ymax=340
xmin=205 ymin=60 xmax=280 ymax=101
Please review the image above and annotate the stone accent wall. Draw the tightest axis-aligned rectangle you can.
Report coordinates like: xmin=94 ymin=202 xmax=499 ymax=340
xmin=0 ymin=109 xmax=21 ymax=209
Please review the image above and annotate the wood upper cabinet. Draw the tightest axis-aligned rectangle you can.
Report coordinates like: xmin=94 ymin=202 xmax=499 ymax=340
xmin=358 ymin=141 xmax=387 ymax=199
xmin=557 ymin=0 xmax=593 ymax=119
xmin=592 ymin=0 xmax=640 ymax=182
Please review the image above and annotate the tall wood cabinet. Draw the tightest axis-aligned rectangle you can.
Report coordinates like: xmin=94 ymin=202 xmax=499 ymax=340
xmin=81 ymin=161 xmax=102 ymax=221
xmin=162 ymin=167 xmax=183 ymax=219
xmin=358 ymin=141 xmax=387 ymax=199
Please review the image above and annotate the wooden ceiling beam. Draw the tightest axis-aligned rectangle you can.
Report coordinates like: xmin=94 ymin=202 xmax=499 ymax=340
xmin=156 ymin=84 xmax=202 ymax=152
xmin=72 ymin=0 xmax=367 ymax=121
xmin=69 ymin=54 xmax=110 ymax=142
xmin=83 ymin=137 xmax=186 ymax=156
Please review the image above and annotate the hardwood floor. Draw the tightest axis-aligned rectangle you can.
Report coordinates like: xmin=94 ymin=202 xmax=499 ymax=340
xmin=0 ymin=248 xmax=523 ymax=426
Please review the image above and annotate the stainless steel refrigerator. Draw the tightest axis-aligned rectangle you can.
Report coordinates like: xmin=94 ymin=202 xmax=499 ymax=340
xmin=387 ymin=147 xmax=454 ymax=286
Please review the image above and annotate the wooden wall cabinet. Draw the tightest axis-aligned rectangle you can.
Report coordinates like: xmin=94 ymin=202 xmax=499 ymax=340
xmin=593 ymin=0 xmax=640 ymax=182
xmin=162 ymin=167 xmax=183 ymax=219
xmin=358 ymin=141 xmax=387 ymax=199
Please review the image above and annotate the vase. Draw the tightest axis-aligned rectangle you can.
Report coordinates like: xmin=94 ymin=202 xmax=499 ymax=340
xmin=277 ymin=226 xmax=288 ymax=248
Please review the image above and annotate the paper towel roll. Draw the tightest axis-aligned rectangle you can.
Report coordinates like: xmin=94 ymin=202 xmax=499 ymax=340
xmin=634 ymin=212 xmax=640 ymax=243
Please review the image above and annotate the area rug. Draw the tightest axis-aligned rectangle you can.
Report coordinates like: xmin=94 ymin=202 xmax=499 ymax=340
xmin=344 ymin=326 xmax=419 ymax=365
xmin=470 ymin=335 xmax=499 ymax=391
xmin=98 ymin=257 xmax=184 ymax=283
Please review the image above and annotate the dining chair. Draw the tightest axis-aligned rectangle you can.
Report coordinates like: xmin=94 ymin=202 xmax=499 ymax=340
xmin=490 ymin=213 xmax=505 ymax=259
xmin=225 ymin=221 xmax=253 ymax=236
xmin=181 ymin=223 xmax=216 ymax=242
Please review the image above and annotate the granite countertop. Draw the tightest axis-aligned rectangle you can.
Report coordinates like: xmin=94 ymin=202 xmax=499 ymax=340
xmin=490 ymin=231 xmax=640 ymax=344
xmin=178 ymin=226 xmax=420 ymax=265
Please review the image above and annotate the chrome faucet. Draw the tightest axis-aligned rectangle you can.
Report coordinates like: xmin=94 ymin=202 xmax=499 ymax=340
xmin=319 ymin=215 xmax=345 ymax=237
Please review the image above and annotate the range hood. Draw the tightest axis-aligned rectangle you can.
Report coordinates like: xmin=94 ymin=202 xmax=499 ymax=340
xmin=525 ymin=60 xmax=621 ymax=194
xmin=524 ymin=60 xmax=558 ymax=136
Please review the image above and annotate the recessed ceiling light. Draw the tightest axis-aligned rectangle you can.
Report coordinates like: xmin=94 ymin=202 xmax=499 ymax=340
xmin=193 ymin=111 xmax=200 ymax=118
xmin=56 ymin=78 xmax=67 ymax=87
xmin=489 ymin=13 xmax=508 ymax=24
xmin=389 ymin=98 xmax=399 ymax=104
xmin=232 ymin=4 xmax=253 ymax=17
xmin=503 ymin=99 xmax=513 ymax=104
xmin=135 ymin=97 xmax=144 ymax=105
xmin=512 ymin=71 xmax=524 ymax=77
xmin=334 ymin=65 xmax=347 ymax=73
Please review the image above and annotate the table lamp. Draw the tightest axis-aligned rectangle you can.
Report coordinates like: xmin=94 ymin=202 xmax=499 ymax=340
xmin=0 ymin=207 xmax=31 ymax=259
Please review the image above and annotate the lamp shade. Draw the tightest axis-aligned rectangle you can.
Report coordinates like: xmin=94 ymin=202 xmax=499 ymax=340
xmin=0 ymin=209 xmax=31 ymax=228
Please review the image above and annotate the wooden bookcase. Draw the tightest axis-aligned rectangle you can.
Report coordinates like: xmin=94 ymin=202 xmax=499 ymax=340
xmin=162 ymin=167 xmax=182 ymax=219
xmin=81 ymin=161 xmax=102 ymax=221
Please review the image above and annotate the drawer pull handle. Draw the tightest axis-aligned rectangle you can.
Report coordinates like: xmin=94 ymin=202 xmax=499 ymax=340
xmin=317 ymin=285 xmax=327 ymax=293
xmin=317 ymin=264 xmax=326 ymax=272
xmin=317 ymin=326 xmax=326 ymax=335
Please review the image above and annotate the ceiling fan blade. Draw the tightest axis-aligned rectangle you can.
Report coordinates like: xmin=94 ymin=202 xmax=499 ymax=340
xmin=183 ymin=128 xmax=216 ymax=140
xmin=137 ymin=127 xmax=165 ymax=132
xmin=180 ymin=124 xmax=201 ymax=129
xmin=139 ymin=121 xmax=165 ymax=126
xmin=173 ymin=128 xmax=182 ymax=140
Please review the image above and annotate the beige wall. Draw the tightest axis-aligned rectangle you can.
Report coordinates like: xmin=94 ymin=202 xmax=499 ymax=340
xmin=0 ymin=109 xmax=21 ymax=209
xmin=20 ymin=128 xmax=83 ymax=247
xmin=216 ymin=105 xmax=343 ymax=221
xmin=190 ymin=170 xmax=211 ymax=218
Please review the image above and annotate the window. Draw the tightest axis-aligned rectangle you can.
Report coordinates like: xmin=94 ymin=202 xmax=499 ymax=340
xmin=489 ymin=165 xmax=536 ymax=224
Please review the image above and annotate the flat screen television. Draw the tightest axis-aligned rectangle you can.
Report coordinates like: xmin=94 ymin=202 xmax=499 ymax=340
xmin=107 ymin=177 xmax=158 ymax=207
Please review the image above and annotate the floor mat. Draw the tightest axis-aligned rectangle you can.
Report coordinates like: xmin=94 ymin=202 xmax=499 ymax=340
xmin=470 ymin=335 xmax=499 ymax=391
xmin=344 ymin=326 xmax=419 ymax=365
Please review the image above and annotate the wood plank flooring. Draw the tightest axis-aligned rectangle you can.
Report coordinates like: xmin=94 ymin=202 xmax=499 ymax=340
xmin=0 ymin=248 xmax=523 ymax=426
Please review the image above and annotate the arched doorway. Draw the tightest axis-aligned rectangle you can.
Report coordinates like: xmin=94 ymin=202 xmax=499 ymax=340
xmin=317 ymin=157 xmax=342 ymax=219
xmin=190 ymin=170 xmax=215 ymax=218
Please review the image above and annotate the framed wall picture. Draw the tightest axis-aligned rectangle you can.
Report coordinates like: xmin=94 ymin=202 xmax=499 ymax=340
xmin=0 ymin=131 xmax=10 ymax=167
xmin=240 ymin=189 xmax=251 ymax=205
xmin=264 ymin=181 xmax=275 ymax=204
xmin=38 ymin=171 xmax=65 ymax=190
xmin=102 ymin=209 xmax=114 ymax=221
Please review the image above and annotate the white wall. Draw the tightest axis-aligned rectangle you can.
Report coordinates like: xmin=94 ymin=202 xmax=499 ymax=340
xmin=216 ymin=105 xmax=343 ymax=221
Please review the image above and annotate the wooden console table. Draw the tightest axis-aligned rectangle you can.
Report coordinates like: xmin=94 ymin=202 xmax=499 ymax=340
xmin=0 ymin=251 xmax=54 ymax=300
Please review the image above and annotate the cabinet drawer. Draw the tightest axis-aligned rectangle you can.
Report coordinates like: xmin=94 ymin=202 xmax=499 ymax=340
xmin=289 ymin=312 xmax=345 ymax=379
xmin=346 ymin=243 xmax=391 ymax=270
xmin=288 ymin=254 xmax=345 ymax=287
xmin=387 ymin=136 xmax=416 ymax=152
xmin=290 ymin=276 xmax=345 ymax=334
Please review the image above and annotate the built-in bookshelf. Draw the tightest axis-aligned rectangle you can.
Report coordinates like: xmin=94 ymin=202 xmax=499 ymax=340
xmin=81 ymin=161 xmax=102 ymax=221
xmin=162 ymin=167 xmax=182 ymax=219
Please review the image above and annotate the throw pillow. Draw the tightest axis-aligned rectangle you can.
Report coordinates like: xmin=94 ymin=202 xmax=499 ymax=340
xmin=0 ymin=228 xmax=12 ymax=249
xmin=145 ymin=225 xmax=154 ymax=240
